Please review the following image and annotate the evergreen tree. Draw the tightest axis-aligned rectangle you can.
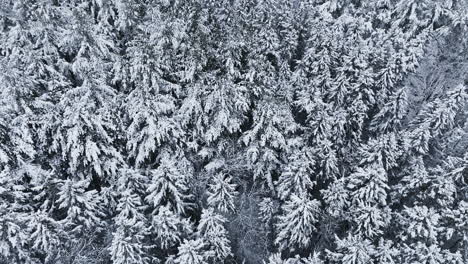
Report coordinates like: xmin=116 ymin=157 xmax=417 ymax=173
xmin=145 ymin=152 xmax=193 ymax=215
xmin=150 ymin=205 xmax=192 ymax=251
xmin=174 ymin=239 xmax=207 ymax=264
xmin=276 ymin=148 xmax=315 ymax=201
xmin=275 ymin=194 xmax=321 ymax=251
xmin=27 ymin=211 xmax=62 ymax=263
xmin=327 ymin=235 xmax=376 ymax=264
xmin=206 ymin=173 xmax=238 ymax=213
xmin=110 ymin=189 xmax=149 ymax=264
xmin=55 ymin=179 xmax=103 ymax=235
xmin=196 ymin=208 xmax=232 ymax=262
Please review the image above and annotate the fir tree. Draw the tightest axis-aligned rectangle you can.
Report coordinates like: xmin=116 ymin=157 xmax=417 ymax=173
xmin=174 ymin=239 xmax=207 ymax=264
xmin=206 ymin=173 xmax=238 ymax=213
xmin=196 ymin=208 xmax=232 ymax=262
xmin=149 ymin=205 xmax=192 ymax=251
xmin=110 ymin=189 xmax=149 ymax=264
xmin=275 ymin=193 xmax=321 ymax=251
xmin=145 ymin=152 xmax=193 ymax=215
xmin=327 ymin=234 xmax=376 ymax=264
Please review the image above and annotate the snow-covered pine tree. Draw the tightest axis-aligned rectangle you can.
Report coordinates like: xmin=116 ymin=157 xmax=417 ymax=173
xmin=145 ymin=151 xmax=193 ymax=215
xmin=0 ymin=122 xmax=38 ymax=263
xmin=326 ymin=234 xmax=376 ymax=264
xmin=241 ymin=98 xmax=299 ymax=193
xmin=109 ymin=166 xmax=151 ymax=263
xmin=390 ymin=81 xmax=468 ymax=261
xmin=149 ymin=205 xmax=192 ymax=251
xmin=275 ymin=193 xmax=321 ymax=251
xmin=27 ymin=210 xmax=62 ymax=263
xmin=55 ymin=179 xmax=103 ymax=235
xmin=276 ymin=148 xmax=315 ymax=201
xmin=206 ymin=173 xmax=238 ymax=213
xmin=346 ymin=165 xmax=391 ymax=238
xmin=0 ymin=172 xmax=32 ymax=263
xmin=0 ymin=1 xmax=66 ymax=261
xmin=196 ymin=208 xmax=232 ymax=262
xmin=110 ymin=189 xmax=150 ymax=264
xmin=174 ymin=239 xmax=207 ymax=264
xmin=124 ymin=5 xmax=183 ymax=168
xmin=370 ymin=88 xmax=409 ymax=134
xmin=31 ymin=0 xmax=124 ymax=187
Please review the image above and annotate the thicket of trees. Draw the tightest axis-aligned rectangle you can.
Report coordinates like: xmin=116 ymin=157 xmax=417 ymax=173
xmin=1 ymin=0 xmax=468 ymax=263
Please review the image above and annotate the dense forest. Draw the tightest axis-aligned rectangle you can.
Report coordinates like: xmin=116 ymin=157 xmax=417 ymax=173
xmin=1 ymin=0 xmax=468 ymax=263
